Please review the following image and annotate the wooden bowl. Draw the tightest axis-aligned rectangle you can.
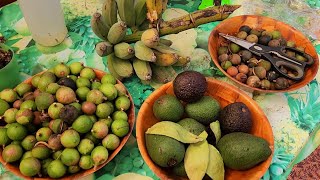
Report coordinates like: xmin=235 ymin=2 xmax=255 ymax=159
xmin=208 ymin=15 xmax=319 ymax=93
xmin=0 ymin=69 xmax=135 ymax=180
xmin=136 ymin=78 xmax=274 ymax=180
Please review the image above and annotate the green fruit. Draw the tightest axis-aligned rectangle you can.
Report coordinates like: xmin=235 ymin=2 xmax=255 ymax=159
xmin=67 ymin=75 xmax=78 ymax=82
xmin=35 ymin=92 xmax=55 ymax=111
xmin=70 ymin=102 xmax=82 ymax=113
xmin=53 ymin=150 xmax=63 ymax=160
xmin=41 ymin=158 xmax=53 ymax=176
xmin=111 ymin=120 xmax=129 ymax=137
xmin=218 ymin=102 xmax=252 ymax=134
xmin=19 ymin=157 xmax=41 ymax=177
xmin=68 ymin=165 xmax=80 ymax=174
xmin=85 ymin=132 xmax=100 ymax=145
xmin=38 ymin=73 xmax=56 ymax=92
xmin=2 ymin=144 xmax=23 ymax=163
xmin=61 ymin=129 xmax=80 ymax=148
xmin=86 ymin=89 xmax=105 ymax=105
xmin=114 ymin=84 xmax=127 ymax=96
xmin=76 ymin=86 xmax=91 ymax=101
xmin=80 ymin=67 xmax=96 ymax=80
xmin=101 ymin=74 xmax=117 ymax=85
xmin=48 ymin=103 xmax=64 ymax=119
xmin=61 ymin=148 xmax=80 ymax=166
xmin=99 ymin=83 xmax=118 ymax=101
xmin=46 ymin=83 xmax=60 ymax=94
xmin=76 ymin=77 xmax=91 ymax=88
xmin=91 ymin=121 xmax=109 ymax=139
xmin=69 ymin=62 xmax=84 ymax=75
xmin=31 ymin=75 xmax=41 ymax=88
xmin=112 ymin=111 xmax=128 ymax=121
xmin=78 ymin=139 xmax=95 ymax=155
xmin=81 ymin=101 xmax=96 ymax=115
xmin=49 ymin=119 xmax=67 ymax=134
xmin=146 ymin=134 xmax=185 ymax=167
xmin=216 ymin=132 xmax=272 ymax=170
xmin=229 ymin=43 xmax=240 ymax=53
xmin=91 ymin=146 xmax=109 ymax=166
xmin=0 ymin=127 xmax=10 ymax=146
xmin=271 ymin=30 xmax=281 ymax=39
xmin=36 ymin=127 xmax=53 ymax=142
xmin=177 ymin=118 xmax=206 ymax=136
xmin=7 ymin=123 xmax=28 ymax=141
xmin=54 ymin=63 xmax=70 ymax=78
xmin=173 ymin=161 xmax=187 ymax=177
xmin=56 ymin=87 xmax=77 ymax=104
xmin=79 ymin=155 xmax=94 ymax=170
xmin=15 ymin=83 xmax=32 ymax=97
xmin=3 ymin=108 xmax=18 ymax=124
xmin=72 ymin=115 xmax=94 ymax=134
xmin=185 ymin=96 xmax=220 ymax=125
xmin=21 ymin=135 xmax=37 ymax=151
xmin=31 ymin=145 xmax=51 ymax=160
xmin=0 ymin=99 xmax=10 ymax=116
xmin=102 ymin=134 xmax=120 ymax=150
xmin=91 ymin=81 xmax=102 ymax=90
xmin=20 ymin=100 xmax=37 ymax=111
xmin=15 ymin=108 xmax=34 ymax=125
xmin=152 ymin=94 xmax=183 ymax=122
xmin=21 ymin=151 xmax=33 ymax=160
xmin=47 ymin=160 xmax=67 ymax=178
xmin=96 ymin=103 xmax=114 ymax=118
xmin=0 ymin=89 xmax=18 ymax=103
xmin=115 ymin=96 xmax=131 ymax=111
xmin=173 ymin=70 xmax=207 ymax=103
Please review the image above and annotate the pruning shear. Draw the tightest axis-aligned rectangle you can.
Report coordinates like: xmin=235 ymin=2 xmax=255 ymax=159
xmin=219 ymin=33 xmax=314 ymax=81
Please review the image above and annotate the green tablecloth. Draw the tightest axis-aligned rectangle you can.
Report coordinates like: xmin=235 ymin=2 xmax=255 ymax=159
xmin=0 ymin=0 xmax=320 ymax=179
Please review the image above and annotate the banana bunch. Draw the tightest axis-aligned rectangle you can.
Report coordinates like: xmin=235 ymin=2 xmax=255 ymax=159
xmin=146 ymin=0 xmax=168 ymax=23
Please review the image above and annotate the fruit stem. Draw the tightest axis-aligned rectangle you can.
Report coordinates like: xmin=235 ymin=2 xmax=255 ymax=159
xmin=123 ymin=5 xmax=240 ymax=43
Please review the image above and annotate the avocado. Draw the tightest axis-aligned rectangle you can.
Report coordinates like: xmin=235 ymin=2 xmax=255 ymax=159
xmin=173 ymin=71 xmax=207 ymax=103
xmin=152 ymin=94 xmax=184 ymax=122
xmin=173 ymin=161 xmax=187 ymax=177
xmin=218 ymin=102 xmax=252 ymax=134
xmin=177 ymin=118 xmax=206 ymax=136
xmin=216 ymin=132 xmax=272 ymax=170
xmin=146 ymin=134 xmax=185 ymax=168
xmin=185 ymin=96 xmax=220 ymax=125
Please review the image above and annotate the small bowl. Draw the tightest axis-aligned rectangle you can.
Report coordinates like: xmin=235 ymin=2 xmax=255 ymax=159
xmin=208 ymin=15 xmax=319 ymax=93
xmin=0 ymin=69 xmax=135 ymax=180
xmin=136 ymin=78 xmax=274 ymax=180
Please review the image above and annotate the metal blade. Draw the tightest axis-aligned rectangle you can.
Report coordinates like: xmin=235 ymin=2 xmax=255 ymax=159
xmin=219 ymin=33 xmax=255 ymax=50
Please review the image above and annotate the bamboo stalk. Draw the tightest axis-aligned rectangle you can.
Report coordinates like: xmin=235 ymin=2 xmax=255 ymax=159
xmin=123 ymin=5 xmax=240 ymax=43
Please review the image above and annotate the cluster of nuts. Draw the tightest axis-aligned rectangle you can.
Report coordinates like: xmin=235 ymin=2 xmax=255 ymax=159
xmin=217 ymin=25 xmax=307 ymax=90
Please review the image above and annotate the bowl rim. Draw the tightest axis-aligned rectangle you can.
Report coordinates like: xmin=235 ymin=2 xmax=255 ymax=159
xmin=208 ymin=14 xmax=319 ymax=93
xmin=0 ymin=68 xmax=135 ymax=180
xmin=136 ymin=78 xmax=274 ymax=180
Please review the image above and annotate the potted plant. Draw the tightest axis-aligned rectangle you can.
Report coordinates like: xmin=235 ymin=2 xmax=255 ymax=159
xmin=0 ymin=42 xmax=20 ymax=91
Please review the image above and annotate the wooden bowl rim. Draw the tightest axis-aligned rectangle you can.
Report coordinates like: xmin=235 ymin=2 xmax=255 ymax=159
xmin=136 ymin=78 xmax=274 ymax=180
xmin=208 ymin=14 xmax=319 ymax=93
xmin=0 ymin=69 xmax=135 ymax=180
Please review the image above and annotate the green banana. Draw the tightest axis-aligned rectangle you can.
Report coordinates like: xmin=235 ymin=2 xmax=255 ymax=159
xmin=107 ymin=53 xmax=124 ymax=81
xmin=111 ymin=56 xmax=134 ymax=77
xmin=107 ymin=21 xmax=127 ymax=44
xmin=91 ymin=12 xmax=110 ymax=40
xmin=134 ymin=0 xmax=147 ymax=27
xmin=134 ymin=41 xmax=156 ymax=62
xmin=114 ymin=42 xmax=135 ymax=59
xmin=133 ymin=57 xmax=152 ymax=81
xmin=101 ymin=0 xmax=118 ymax=28
xmin=116 ymin=0 xmax=135 ymax=27
xmin=95 ymin=41 xmax=114 ymax=57
xmin=153 ymin=43 xmax=177 ymax=54
xmin=151 ymin=64 xmax=177 ymax=84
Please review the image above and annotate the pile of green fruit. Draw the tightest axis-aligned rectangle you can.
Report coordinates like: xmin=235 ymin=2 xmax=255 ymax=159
xmin=0 ymin=63 xmax=132 ymax=178
xmin=92 ymin=0 xmax=189 ymax=84
xmin=144 ymin=71 xmax=272 ymax=179
xmin=218 ymin=25 xmax=309 ymax=90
